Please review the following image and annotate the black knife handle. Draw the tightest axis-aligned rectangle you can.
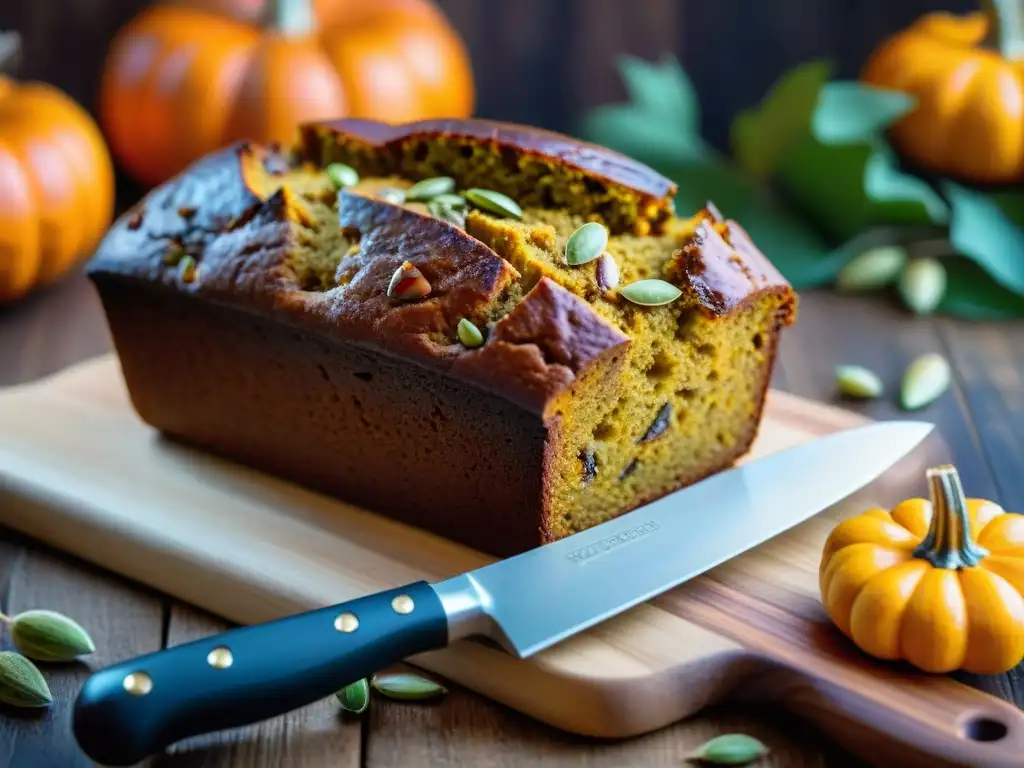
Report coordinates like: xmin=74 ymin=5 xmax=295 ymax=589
xmin=73 ymin=581 xmax=447 ymax=766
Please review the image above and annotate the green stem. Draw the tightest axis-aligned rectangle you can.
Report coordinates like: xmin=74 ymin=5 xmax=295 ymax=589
xmin=263 ymin=0 xmax=316 ymax=36
xmin=0 ymin=609 xmax=11 ymax=624
xmin=913 ymin=465 xmax=990 ymax=570
xmin=982 ymin=0 xmax=1024 ymax=60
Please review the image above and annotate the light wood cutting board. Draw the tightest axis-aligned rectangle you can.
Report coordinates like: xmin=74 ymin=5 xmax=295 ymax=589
xmin=0 ymin=355 xmax=1022 ymax=768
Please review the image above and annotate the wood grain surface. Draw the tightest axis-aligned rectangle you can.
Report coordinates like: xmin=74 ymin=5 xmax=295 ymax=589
xmin=0 ymin=275 xmax=1022 ymax=768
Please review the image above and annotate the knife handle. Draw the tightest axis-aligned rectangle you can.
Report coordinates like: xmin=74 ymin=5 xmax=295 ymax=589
xmin=72 ymin=581 xmax=448 ymax=766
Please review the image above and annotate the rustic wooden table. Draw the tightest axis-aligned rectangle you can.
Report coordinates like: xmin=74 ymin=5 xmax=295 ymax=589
xmin=1 ymin=272 xmax=1021 ymax=768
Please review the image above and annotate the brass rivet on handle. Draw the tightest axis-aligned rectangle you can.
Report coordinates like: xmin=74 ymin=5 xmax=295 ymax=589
xmin=207 ymin=646 xmax=234 ymax=669
xmin=123 ymin=671 xmax=153 ymax=696
xmin=391 ymin=595 xmax=415 ymax=615
xmin=334 ymin=612 xmax=360 ymax=633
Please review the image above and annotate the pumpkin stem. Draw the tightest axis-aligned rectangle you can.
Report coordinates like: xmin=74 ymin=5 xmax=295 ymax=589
xmin=982 ymin=0 xmax=1024 ymax=60
xmin=913 ymin=465 xmax=989 ymax=570
xmin=263 ymin=0 xmax=316 ymax=36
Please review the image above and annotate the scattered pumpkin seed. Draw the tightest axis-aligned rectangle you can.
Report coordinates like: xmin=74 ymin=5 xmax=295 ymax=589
xmin=457 ymin=318 xmax=484 ymax=348
xmin=427 ymin=199 xmax=466 ymax=229
xmin=835 ymin=365 xmax=884 ymax=399
xmin=0 ymin=651 xmax=52 ymax=709
xmin=619 ymin=279 xmax=682 ymax=306
xmin=376 ymin=187 xmax=406 ymax=205
xmin=565 ymin=221 xmax=608 ymax=266
xmin=686 ymin=733 xmax=769 ymax=765
xmin=404 ymin=176 xmax=456 ymax=202
xmin=371 ymin=672 xmax=447 ymax=700
xmin=835 ymin=246 xmax=907 ymax=292
xmin=327 ymin=163 xmax=359 ymax=189
xmin=431 ymin=193 xmax=467 ymax=210
xmin=596 ymin=252 xmax=620 ymax=291
xmin=463 ymin=188 xmax=522 ymax=219
xmin=179 ymin=255 xmax=198 ymax=284
xmin=898 ymin=257 xmax=947 ymax=315
xmin=387 ymin=261 xmax=431 ymax=301
xmin=900 ymin=353 xmax=951 ymax=411
xmin=335 ymin=678 xmax=370 ymax=714
xmin=10 ymin=609 xmax=95 ymax=662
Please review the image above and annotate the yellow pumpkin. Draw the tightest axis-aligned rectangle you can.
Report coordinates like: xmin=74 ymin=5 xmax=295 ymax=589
xmin=819 ymin=464 xmax=1024 ymax=675
xmin=0 ymin=32 xmax=115 ymax=304
xmin=860 ymin=0 xmax=1024 ymax=184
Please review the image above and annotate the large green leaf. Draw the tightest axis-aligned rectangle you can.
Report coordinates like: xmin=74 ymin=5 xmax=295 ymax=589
xmin=577 ymin=104 xmax=711 ymax=170
xmin=939 ymin=259 xmax=1024 ymax=320
xmin=618 ymin=53 xmax=699 ymax=130
xmin=812 ymin=82 xmax=916 ymax=145
xmin=730 ymin=61 xmax=832 ymax=182
xmin=776 ymin=136 xmax=948 ymax=242
xmin=943 ymin=181 xmax=1024 ymax=296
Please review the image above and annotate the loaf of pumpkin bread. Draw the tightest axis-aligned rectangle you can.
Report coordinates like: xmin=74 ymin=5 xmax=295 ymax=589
xmin=87 ymin=118 xmax=797 ymax=557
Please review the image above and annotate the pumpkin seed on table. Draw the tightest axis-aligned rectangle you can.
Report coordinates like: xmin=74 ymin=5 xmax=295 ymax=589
xmin=834 ymin=364 xmax=884 ymax=399
xmin=456 ymin=318 xmax=485 ymax=348
xmin=463 ymin=188 xmax=522 ymax=219
xmin=564 ymin=221 xmax=608 ymax=266
xmin=618 ymin=279 xmax=681 ymax=306
xmin=686 ymin=733 xmax=769 ymax=765
xmin=4 ymin=609 xmax=95 ymax=662
xmin=371 ymin=672 xmax=447 ymax=700
xmin=335 ymin=678 xmax=370 ymax=714
xmin=898 ymin=257 xmax=947 ymax=315
xmin=900 ymin=352 xmax=951 ymax=411
xmin=0 ymin=651 xmax=52 ymax=709
xmin=835 ymin=246 xmax=907 ymax=292
xmin=404 ymin=176 xmax=456 ymax=202
xmin=596 ymin=251 xmax=620 ymax=291
xmin=327 ymin=163 xmax=359 ymax=189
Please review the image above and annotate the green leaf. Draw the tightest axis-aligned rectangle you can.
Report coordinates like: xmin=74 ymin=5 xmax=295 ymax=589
xmin=944 ymin=181 xmax=1024 ymax=295
xmin=812 ymin=82 xmax=916 ymax=145
xmin=939 ymin=259 xmax=1024 ymax=319
xmin=730 ymin=60 xmax=832 ymax=181
xmin=776 ymin=137 xmax=948 ymax=242
xmin=618 ymin=53 xmax=699 ymax=129
xmin=578 ymin=104 xmax=711 ymax=170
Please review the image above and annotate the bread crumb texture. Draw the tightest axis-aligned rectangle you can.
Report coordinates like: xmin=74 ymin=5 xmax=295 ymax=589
xmin=91 ymin=119 xmax=797 ymax=546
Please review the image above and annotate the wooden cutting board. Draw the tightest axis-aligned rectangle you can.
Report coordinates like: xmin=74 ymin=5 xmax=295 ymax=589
xmin=0 ymin=355 xmax=1021 ymax=768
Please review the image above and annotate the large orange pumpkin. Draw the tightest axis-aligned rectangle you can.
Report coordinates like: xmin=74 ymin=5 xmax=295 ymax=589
xmin=99 ymin=0 xmax=475 ymax=188
xmin=0 ymin=33 xmax=115 ymax=304
xmin=861 ymin=0 xmax=1024 ymax=184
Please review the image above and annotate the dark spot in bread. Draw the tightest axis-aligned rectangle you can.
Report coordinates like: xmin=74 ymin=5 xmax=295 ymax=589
xmin=637 ymin=403 xmax=672 ymax=444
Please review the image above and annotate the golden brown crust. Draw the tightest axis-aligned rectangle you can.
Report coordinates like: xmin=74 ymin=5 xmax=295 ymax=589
xmin=300 ymin=117 xmax=679 ymax=201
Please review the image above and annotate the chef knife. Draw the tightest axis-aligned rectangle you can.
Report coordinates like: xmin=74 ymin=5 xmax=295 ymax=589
xmin=72 ymin=420 xmax=932 ymax=766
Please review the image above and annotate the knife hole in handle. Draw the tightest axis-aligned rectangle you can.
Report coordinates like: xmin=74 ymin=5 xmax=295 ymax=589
xmin=961 ymin=716 xmax=1008 ymax=742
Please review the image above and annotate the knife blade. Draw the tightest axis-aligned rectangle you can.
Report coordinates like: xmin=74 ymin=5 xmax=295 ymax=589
xmin=72 ymin=420 xmax=932 ymax=766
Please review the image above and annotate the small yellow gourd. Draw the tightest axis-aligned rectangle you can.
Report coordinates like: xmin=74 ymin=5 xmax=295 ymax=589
xmin=819 ymin=465 xmax=1024 ymax=675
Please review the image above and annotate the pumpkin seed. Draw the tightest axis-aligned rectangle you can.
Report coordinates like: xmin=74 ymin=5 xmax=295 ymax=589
xmin=371 ymin=672 xmax=447 ymax=700
xmin=335 ymin=678 xmax=370 ymax=714
xmin=431 ymin=193 xmax=467 ymax=210
xmin=898 ymin=257 xmax=947 ymax=315
xmin=596 ymin=252 xmax=620 ymax=291
xmin=179 ymin=255 xmax=198 ymax=283
xmin=834 ymin=365 xmax=884 ymax=399
xmin=619 ymin=279 xmax=682 ymax=306
xmin=686 ymin=733 xmax=769 ymax=765
xmin=161 ymin=244 xmax=185 ymax=266
xmin=376 ymin=187 xmax=406 ymax=205
xmin=457 ymin=318 xmax=484 ymax=348
xmin=565 ymin=221 xmax=608 ymax=266
xmin=463 ymin=188 xmax=522 ymax=219
xmin=405 ymin=176 xmax=456 ymax=202
xmin=327 ymin=163 xmax=359 ymax=189
xmin=387 ymin=261 xmax=431 ymax=301
xmin=835 ymin=246 xmax=907 ymax=292
xmin=10 ymin=609 xmax=95 ymax=662
xmin=427 ymin=200 xmax=466 ymax=229
xmin=0 ymin=652 xmax=52 ymax=708
xmin=900 ymin=353 xmax=951 ymax=411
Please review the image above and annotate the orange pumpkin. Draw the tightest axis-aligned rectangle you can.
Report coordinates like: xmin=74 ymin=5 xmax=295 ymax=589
xmin=0 ymin=33 xmax=115 ymax=304
xmin=99 ymin=0 xmax=475 ymax=188
xmin=861 ymin=0 xmax=1024 ymax=184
